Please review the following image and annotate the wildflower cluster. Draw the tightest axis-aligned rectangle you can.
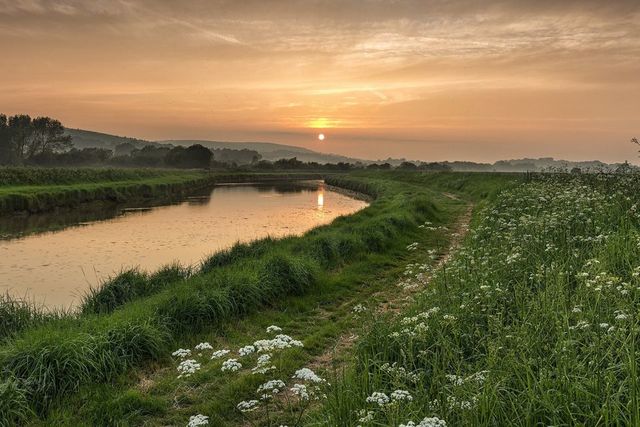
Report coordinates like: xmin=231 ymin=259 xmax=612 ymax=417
xmin=334 ymin=174 xmax=640 ymax=426
xmin=171 ymin=326 xmax=326 ymax=426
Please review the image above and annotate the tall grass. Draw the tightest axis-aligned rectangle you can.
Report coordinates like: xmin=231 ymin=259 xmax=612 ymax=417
xmin=0 ymin=167 xmax=173 ymax=186
xmin=81 ymin=265 xmax=191 ymax=315
xmin=0 ymin=294 xmax=67 ymax=342
xmin=317 ymin=173 xmax=640 ymax=426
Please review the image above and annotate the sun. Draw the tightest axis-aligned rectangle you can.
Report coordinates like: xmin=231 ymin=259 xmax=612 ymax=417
xmin=318 ymin=133 xmax=325 ymax=141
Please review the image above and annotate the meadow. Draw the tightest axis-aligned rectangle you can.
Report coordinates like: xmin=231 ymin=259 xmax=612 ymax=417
xmin=4 ymin=170 xmax=636 ymax=426
xmin=317 ymin=173 xmax=640 ymax=426
xmin=0 ymin=170 xmax=512 ymax=426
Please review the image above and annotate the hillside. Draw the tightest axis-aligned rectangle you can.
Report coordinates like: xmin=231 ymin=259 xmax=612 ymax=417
xmin=65 ymin=129 xmax=363 ymax=164
xmin=66 ymin=129 xmax=629 ymax=172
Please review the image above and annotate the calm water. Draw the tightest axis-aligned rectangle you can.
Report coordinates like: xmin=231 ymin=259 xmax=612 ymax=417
xmin=0 ymin=181 xmax=367 ymax=310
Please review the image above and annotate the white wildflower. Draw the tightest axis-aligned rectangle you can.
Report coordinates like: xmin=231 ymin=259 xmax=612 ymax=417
xmin=257 ymin=379 xmax=286 ymax=399
xmin=292 ymin=367 xmax=325 ymax=383
xmin=290 ymin=383 xmax=309 ymax=400
xmin=266 ymin=325 xmax=283 ymax=333
xmin=357 ymin=409 xmax=375 ymax=423
xmin=177 ymin=359 xmax=201 ymax=378
xmin=172 ymin=348 xmax=191 ymax=358
xmin=237 ymin=400 xmax=259 ymax=413
xmin=366 ymin=391 xmax=390 ymax=406
xmin=353 ymin=303 xmax=367 ymax=313
xmin=252 ymin=353 xmax=276 ymax=374
xmin=187 ymin=414 xmax=209 ymax=427
xmin=211 ymin=349 xmax=230 ymax=359
xmin=391 ymin=389 xmax=413 ymax=402
xmin=239 ymin=345 xmax=256 ymax=356
xmin=221 ymin=358 xmax=242 ymax=372
xmin=194 ymin=342 xmax=213 ymax=351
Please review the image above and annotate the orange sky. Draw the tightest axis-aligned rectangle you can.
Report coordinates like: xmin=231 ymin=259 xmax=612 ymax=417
xmin=1 ymin=0 xmax=639 ymax=163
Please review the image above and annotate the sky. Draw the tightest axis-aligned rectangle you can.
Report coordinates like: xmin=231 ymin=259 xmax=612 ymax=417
xmin=1 ymin=0 xmax=639 ymax=163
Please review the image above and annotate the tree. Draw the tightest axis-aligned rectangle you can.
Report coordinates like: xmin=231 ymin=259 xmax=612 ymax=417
xmin=0 ymin=114 xmax=73 ymax=163
xmin=8 ymin=114 xmax=33 ymax=162
xmin=165 ymin=144 xmax=212 ymax=168
xmin=27 ymin=117 xmax=72 ymax=158
xmin=398 ymin=161 xmax=418 ymax=170
xmin=0 ymin=114 xmax=11 ymax=164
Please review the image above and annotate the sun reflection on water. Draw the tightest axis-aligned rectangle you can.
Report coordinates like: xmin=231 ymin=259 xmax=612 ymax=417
xmin=317 ymin=187 xmax=324 ymax=210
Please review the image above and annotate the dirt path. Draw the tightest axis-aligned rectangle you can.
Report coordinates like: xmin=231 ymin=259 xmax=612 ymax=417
xmin=306 ymin=202 xmax=474 ymax=375
xmin=238 ymin=202 xmax=475 ymax=427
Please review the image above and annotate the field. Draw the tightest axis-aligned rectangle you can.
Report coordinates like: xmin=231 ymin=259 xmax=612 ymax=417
xmin=2 ymin=170 xmax=638 ymax=426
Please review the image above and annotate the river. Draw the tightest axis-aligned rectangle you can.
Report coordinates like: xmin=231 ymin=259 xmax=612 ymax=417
xmin=0 ymin=180 xmax=367 ymax=310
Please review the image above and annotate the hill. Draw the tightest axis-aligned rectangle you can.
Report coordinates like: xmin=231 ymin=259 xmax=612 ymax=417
xmin=65 ymin=129 xmax=363 ymax=164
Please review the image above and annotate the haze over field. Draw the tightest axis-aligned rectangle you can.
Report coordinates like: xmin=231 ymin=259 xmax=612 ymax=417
xmin=1 ymin=0 xmax=639 ymax=162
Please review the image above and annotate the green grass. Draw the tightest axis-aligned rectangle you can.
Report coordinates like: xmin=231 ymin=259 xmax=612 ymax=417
xmin=0 ymin=171 xmax=516 ymax=426
xmin=0 ymin=169 xmax=210 ymax=214
xmin=0 ymin=167 xmax=177 ymax=186
xmin=0 ymin=167 xmax=329 ymax=214
xmin=317 ymin=172 xmax=640 ymax=426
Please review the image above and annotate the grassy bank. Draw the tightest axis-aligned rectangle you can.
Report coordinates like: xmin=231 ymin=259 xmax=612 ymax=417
xmin=318 ymin=173 xmax=640 ymax=426
xmin=0 ymin=172 xmax=516 ymax=425
xmin=0 ymin=167 xmax=328 ymax=214
xmin=0 ymin=168 xmax=210 ymax=214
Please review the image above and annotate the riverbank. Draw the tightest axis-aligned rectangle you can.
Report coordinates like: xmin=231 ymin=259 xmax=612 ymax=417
xmin=0 ymin=172 xmax=516 ymax=426
xmin=0 ymin=167 xmax=330 ymax=215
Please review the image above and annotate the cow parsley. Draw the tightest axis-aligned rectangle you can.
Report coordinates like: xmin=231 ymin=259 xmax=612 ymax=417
xmin=366 ymin=391 xmax=390 ymax=406
xmin=292 ymin=368 xmax=325 ymax=383
xmin=172 ymin=348 xmax=191 ymax=358
xmin=221 ymin=358 xmax=242 ymax=372
xmin=177 ymin=359 xmax=201 ymax=378
xmin=239 ymin=345 xmax=256 ymax=356
xmin=211 ymin=349 xmax=230 ymax=359
xmin=237 ymin=400 xmax=260 ymax=413
xmin=187 ymin=414 xmax=209 ymax=427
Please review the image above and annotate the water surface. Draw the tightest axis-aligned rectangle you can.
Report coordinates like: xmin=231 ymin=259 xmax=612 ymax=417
xmin=0 ymin=181 xmax=367 ymax=309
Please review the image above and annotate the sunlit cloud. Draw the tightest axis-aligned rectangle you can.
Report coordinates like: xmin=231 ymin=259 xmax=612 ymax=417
xmin=1 ymin=0 xmax=639 ymax=162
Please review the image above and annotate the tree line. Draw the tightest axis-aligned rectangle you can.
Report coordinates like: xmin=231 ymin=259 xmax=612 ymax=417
xmin=0 ymin=113 xmax=455 ymax=172
xmin=0 ymin=114 xmax=72 ymax=165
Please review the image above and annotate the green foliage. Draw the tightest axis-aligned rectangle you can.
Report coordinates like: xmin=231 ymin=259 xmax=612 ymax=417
xmin=0 ymin=294 xmax=66 ymax=342
xmin=0 ymin=379 xmax=32 ymax=426
xmin=0 ymin=167 xmax=177 ymax=186
xmin=319 ymin=173 xmax=640 ymax=426
xmin=0 ymin=168 xmax=210 ymax=214
xmin=0 ymin=172 xmax=516 ymax=423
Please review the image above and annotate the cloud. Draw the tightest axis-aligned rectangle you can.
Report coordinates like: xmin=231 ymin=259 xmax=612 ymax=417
xmin=1 ymin=0 xmax=639 ymax=162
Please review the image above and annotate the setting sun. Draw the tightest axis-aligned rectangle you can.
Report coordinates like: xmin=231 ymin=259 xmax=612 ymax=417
xmin=318 ymin=133 xmax=325 ymax=141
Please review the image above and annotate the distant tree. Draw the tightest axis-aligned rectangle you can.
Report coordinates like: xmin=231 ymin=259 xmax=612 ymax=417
xmin=165 ymin=144 xmax=212 ymax=168
xmin=419 ymin=162 xmax=452 ymax=172
xmin=7 ymin=114 xmax=33 ymax=162
xmin=615 ymin=161 xmax=633 ymax=174
xmin=114 ymin=142 xmax=136 ymax=156
xmin=398 ymin=161 xmax=418 ymax=170
xmin=26 ymin=117 xmax=72 ymax=158
xmin=0 ymin=114 xmax=12 ymax=164
xmin=274 ymin=157 xmax=304 ymax=169
xmin=0 ymin=114 xmax=73 ymax=164
xmin=131 ymin=145 xmax=171 ymax=167
xmin=570 ymin=167 xmax=582 ymax=174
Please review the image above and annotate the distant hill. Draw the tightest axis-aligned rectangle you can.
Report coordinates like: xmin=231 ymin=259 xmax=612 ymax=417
xmin=66 ymin=129 xmax=149 ymax=150
xmin=156 ymin=139 xmax=362 ymax=164
xmin=66 ymin=129 xmax=629 ymax=172
xmin=65 ymin=129 xmax=363 ymax=164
